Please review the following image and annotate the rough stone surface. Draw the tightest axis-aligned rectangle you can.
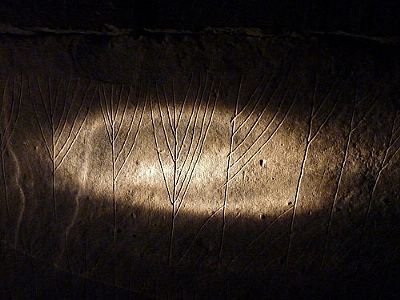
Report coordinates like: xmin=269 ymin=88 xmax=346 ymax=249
xmin=0 ymin=33 xmax=399 ymax=298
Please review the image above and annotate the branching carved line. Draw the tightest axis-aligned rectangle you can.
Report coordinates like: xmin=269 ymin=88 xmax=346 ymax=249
xmin=30 ymin=76 xmax=95 ymax=222
xmin=231 ymin=74 xmax=284 ymax=154
xmin=284 ymin=72 xmax=348 ymax=271
xmin=320 ymin=77 xmax=384 ymax=268
xmin=232 ymin=75 xmax=266 ymax=122
xmin=150 ymin=101 xmax=173 ymax=205
xmin=175 ymin=80 xmax=219 ymax=210
xmin=221 ymin=68 xmax=297 ymax=189
xmin=99 ymin=82 xmax=146 ymax=247
xmin=177 ymin=77 xmax=205 ymax=159
xmin=232 ymin=75 xmax=274 ymax=136
xmin=55 ymin=84 xmax=96 ymax=171
xmin=150 ymin=74 xmax=219 ymax=265
xmin=155 ymin=86 xmax=174 ymax=161
xmin=226 ymin=84 xmax=298 ymax=185
xmin=54 ymin=79 xmax=74 ymax=146
xmin=218 ymin=68 xmax=299 ymax=266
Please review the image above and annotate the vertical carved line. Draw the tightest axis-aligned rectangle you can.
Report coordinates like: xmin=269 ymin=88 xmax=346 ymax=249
xmin=284 ymin=106 xmax=313 ymax=271
xmin=218 ymin=76 xmax=241 ymax=267
xmin=320 ymin=104 xmax=354 ymax=268
xmin=169 ymin=81 xmax=179 ymax=266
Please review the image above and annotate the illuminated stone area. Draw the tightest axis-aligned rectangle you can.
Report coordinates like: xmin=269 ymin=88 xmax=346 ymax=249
xmin=0 ymin=34 xmax=399 ymax=298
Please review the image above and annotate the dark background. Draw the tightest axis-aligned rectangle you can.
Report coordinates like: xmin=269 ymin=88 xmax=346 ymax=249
xmin=0 ymin=0 xmax=398 ymax=36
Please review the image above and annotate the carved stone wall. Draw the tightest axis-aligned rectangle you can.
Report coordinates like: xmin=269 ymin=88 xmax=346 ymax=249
xmin=0 ymin=34 xmax=399 ymax=298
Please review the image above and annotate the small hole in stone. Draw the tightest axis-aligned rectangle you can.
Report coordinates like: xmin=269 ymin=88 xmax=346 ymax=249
xmin=260 ymin=159 xmax=267 ymax=168
xmin=288 ymin=201 xmax=293 ymax=206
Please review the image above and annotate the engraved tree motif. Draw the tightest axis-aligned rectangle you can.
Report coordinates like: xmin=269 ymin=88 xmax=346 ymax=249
xmin=321 ymin=77 xmax=385 ymax=267
xmin=30 ymin=76 xmax=96 ymax=222
xmin=150 ymin=74 xmax=219 ymax=265
xmin=219 ymin=70 xmax=299 ymax=265
xmin=0 ymin=75 xmax=23 ymax=218
xmin=284 ymin=71 xmax=348 ymax=270
xmin=99 ymin=83 xmax=146 ymax=244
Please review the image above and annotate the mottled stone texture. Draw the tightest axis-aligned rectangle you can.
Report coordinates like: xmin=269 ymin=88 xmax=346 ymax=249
xmin=0 ymin=34 xmax=399 ymax=298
